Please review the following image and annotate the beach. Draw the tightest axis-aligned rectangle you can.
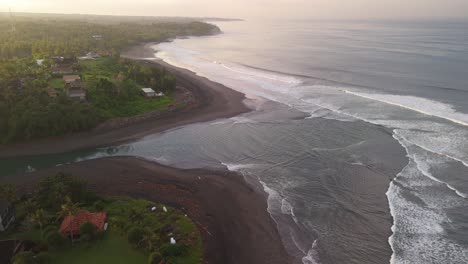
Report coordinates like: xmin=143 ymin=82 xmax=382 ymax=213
xmin=9 ymin=156 xmax=292 ymax=264
xmin=0 ymin=43 xmax=249 ymax=158
xmin=0 ymin=43 xmax=295 ymax=263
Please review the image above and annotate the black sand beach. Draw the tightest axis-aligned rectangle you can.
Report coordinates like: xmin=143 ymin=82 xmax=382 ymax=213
xmin=8 ymin=156 xmax=292 ymax=264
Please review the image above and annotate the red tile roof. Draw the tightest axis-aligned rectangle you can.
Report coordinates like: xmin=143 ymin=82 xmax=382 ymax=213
xmin=59 ymin=211 xmax=107 ymax=236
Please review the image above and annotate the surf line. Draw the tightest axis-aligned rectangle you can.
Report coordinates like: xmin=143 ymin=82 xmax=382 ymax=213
xmin=344 ymin=90 xmax=468 ymax=128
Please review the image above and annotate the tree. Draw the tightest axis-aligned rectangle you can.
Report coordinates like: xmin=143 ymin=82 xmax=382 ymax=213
xmin=56 ymin=196 xmax=79 ymax=245
xmin=29 ymin=209 xmax=47 ymax=234
xmin=148 ymin=252 xmax=163 ymax=264
xmin=140 ymin=227 xmax=160 ymax=252
xmin=37 ymin=173 xmax=87 ymax=210
xmin=80 ymin=222 xmax=97 ymax=242
xmin=127 ymin=227 xmax=144 ymax=246
xmin=0 ymin=183 xmax=17 ymax=204
xmin=46 ymin=231 xmax=68 ymax=250
xmin=128 ymin=208 xmax=145 ymax=225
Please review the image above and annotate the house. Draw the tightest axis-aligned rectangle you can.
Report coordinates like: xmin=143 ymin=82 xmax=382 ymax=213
xmin=52 ymin=65 xmax=75 ymax=74
xmin=60 ymin=211 xmax=107 ymax=237
xmin=142 ymin=88 xmax=157 ymax=98
xmin=66 ymin=80 xmax=86 ymax=101
xmin=63 ymin=75 xmax=81 ymax=84
xmin=0 ymin=200 xmax=15 ymax=232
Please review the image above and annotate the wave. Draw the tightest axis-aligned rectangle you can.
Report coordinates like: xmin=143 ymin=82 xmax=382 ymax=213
xmin=345 ymin=90 xmax=468 ymax=127
xmin=387 ymin=135 xmax=468 ymax=263
xmin=260 ymin=181 xmax=320 ymax=264
xmin=393 ymin=134 xmax=467 ymax=198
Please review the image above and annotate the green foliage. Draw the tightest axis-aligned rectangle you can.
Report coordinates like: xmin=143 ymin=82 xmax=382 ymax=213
xmin=160 ymin=243 xmax=190 ymax=259
xmin=0 ymin=15 xmax=219 ymax=59
xmin=48 ymin=232 xmax=147 ymax=264
xmin=148 ymin=252 xmax=163 ymax=264
xmin=37 ymin=173 xmax=87 ymax=210
xmin=35 ymin=252 xmax=51 ymax=264
xmin=93 ymin=200 xmax=105 ymax=211
xmin=127 ymin=227 xmax=144 ymax=246
xmin=0 ymin=14 xmax=217 ymax=144
xmin=83 ymin=58 xmax=175 ymax=118
xmin=46 ymin=232 xmax=68 ymax=250
xmin=12 ymin=251 xmax=36 ymax=264
xmin=80 ymin=222 xmax=97 ymax=241
xmin=0 ymin=183 xmax=17 ymax=203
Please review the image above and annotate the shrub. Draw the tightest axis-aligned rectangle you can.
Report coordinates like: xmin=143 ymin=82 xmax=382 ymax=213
xmin=148 ymin=252 xmax=163 ymax=264
xmin=46 ymin=232 xmax=68 ymax=249
xmin=80 ymin=222 xmax=97 ymax=241
xmin=42 ymin=225 xmax=57 ymax=238
xmin=127 ymin=227 xmax=144 ymax=246
xmin=93 ymin=200 xmax=105 ymax=211
xmin=12 ymin=252 xmax=35 ymax=264
xmin=160 ymin=243 xmax=189 ymax=258
xmin=36 ymin=252 xmax=51 ymax=264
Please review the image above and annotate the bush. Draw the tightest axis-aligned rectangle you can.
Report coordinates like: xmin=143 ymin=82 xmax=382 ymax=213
xmin=148 ymin=252 xmax=163 ymax=264
xmin=80 ymin=222 xmax=97 ymax=241
xmin=36 ymin=252 xmax=51 ymax=264
xmin=127 ymin=227 xmax=144 ymax=246
xmin=12 ymin=252 xmax=35 ymax=264
xmin=46 ymin=232 xmax=68 ymax=249
xmin=42 ymin=226 xmax=57 ymax=239
xmin=93 ymin=200 xmax=105 ymax=211
xmin=160 ymin=243 xmax=189 ymax=258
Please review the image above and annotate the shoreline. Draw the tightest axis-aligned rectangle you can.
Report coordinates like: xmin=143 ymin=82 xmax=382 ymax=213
xmin=8 ymin=156 xmax=293 ymax=264
xmin=0 ymin=43 xmax=249 ymax=158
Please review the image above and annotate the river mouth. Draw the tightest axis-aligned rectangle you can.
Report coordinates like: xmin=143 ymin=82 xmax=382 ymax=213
xmin=1 ymin=98 xmax=408 ymax=264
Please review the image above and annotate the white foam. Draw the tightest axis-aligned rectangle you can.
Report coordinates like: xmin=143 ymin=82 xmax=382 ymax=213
xmin=345 ymin=90 xmax=468 ymax=127
xmin=302 ymin=240 xmax=320 ymax=264
xmin=387 ymin=134 xmax=468 ymax=264
xmin=221 ymin=162 xmax=256 ymax=171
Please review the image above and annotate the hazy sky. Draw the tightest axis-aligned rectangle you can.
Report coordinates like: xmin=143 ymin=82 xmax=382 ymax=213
xmin=2 ymin=0 xmax=468 ymax=20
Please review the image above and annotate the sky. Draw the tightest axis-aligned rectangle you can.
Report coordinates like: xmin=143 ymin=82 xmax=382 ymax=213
xmin=1 ymin=0 xmax=468 ymax=20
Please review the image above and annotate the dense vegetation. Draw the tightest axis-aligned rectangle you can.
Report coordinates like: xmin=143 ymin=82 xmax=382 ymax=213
xmin=0 ymin=14 xmax=219 ymax=144
xmin=0 ymin=174 xmax=203 ymax=264
xmin=0 ymin=14 xmax=219 ymax=59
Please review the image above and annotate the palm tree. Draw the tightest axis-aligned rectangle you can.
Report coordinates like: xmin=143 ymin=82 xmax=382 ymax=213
xmin=128 ymin=208 xmax=145 ymax=225
xmin=140 ymin=228 xmax=159 ymax=252
xmin=56 ymin=196 xmax=79 ymax=245
xmin=29 ymin=209 xmax=47 ymax=234
xmin=0 ymin=184 xmax=17 ymax=204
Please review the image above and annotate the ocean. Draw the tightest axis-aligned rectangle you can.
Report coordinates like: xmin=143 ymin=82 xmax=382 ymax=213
xmin=3 ymin=19 xmax=468 ymax=263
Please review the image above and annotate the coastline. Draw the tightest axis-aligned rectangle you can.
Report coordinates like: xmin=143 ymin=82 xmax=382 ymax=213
xmin=8 ymin=156 xmax=293 ymax=264
xmin=0 ymin=43 xmax=249 ymax=158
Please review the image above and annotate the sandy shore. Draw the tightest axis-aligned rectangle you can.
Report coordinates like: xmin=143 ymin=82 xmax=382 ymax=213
xmin=9 ymin=156 xmax=292 ymax=264
xmin=0 ymin=43 xmax=249 ymax=158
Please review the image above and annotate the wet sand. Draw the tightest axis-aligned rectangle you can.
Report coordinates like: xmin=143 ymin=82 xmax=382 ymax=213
xmin=9 ymin=156 xmax=292 ymax=264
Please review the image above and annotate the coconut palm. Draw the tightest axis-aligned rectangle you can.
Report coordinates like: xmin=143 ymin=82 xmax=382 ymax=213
xmin=0 ymin=183 xmax=17 ymax=204
xmin=140 ymin=227 xmax=160 ymax=252
xmin=29 ymin=209 xmax=47 ymax=234
xmin=56 ymin=196 xmax=79 ymax=245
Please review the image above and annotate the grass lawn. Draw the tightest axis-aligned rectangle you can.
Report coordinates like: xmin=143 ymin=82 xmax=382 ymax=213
xmin=104 ymin=96 xmax=174 ymax=117
xmin=49 ymin=78 xmax=65 ymax=89
xmin=80 ymin=58 xmax=122 ymax=81
xmin=49 ymin=231 xmax=147 ymax=264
